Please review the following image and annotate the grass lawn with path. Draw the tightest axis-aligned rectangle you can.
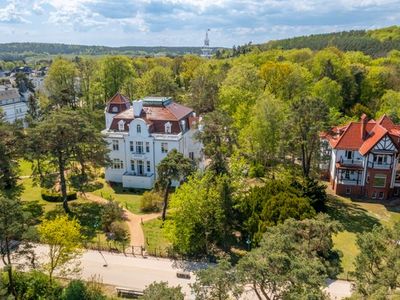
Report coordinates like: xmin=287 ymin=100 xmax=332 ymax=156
xmin=326 ymin=189 xmax=400 ymax=280
xmin=91 ymin=178 xmax=144 ymax=214
xmin=142 ymin=218 xmax=171 ymax=256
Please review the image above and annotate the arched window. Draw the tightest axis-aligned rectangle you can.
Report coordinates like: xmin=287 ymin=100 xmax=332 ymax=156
xmin=137 ymin=124 xmax=141 ymax=133
xmin=118 ymin=120 xmax=125 ymax=131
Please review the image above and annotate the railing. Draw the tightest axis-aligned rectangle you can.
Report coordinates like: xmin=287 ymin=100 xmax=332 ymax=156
xmin=337 ymin=178 xmax=361 ymax=185
xmin=339 ymin=158 xmax=363 ymax=166
xmin=123 ymin=172 xmax=154 ymax=177
xmin=367 ymin=161 xmax=392 ymax=169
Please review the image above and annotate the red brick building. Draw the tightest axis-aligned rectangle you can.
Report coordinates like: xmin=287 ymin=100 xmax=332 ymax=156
xmin=321 ymin=114 xmax=400 ymax=200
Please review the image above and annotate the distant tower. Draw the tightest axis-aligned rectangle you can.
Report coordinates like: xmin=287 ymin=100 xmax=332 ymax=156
xmin=201 ymin=29 xmax=212 ymax=59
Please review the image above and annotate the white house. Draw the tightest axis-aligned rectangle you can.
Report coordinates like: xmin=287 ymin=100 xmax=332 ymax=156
xmin=0 ymin=86 xmax=28 ymax=123
xmin=102 ymin=93 xmax=203 ymax=189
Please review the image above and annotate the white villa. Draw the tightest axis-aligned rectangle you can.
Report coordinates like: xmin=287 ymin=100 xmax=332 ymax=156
xmin=0 ymin=86 xmax=28 ymax=123
xmin=102 ymin=93 xmax=203 ymax=189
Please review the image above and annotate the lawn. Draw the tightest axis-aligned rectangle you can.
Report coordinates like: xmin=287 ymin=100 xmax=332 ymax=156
xmin=142 ymin=218 xmax=171 ymax=257
xmin=326 ymin=190 xmax=400 ymax=280
xmin=19 ymin=159 xmax=33 ymax=177
xmin=91 ymin=178 xmax=144 ymax=214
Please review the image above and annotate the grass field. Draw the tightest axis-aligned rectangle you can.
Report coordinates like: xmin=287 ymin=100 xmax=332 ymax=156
xmin=142 ymin=218 xmax=171 ymax=256
xmin=19 ymin=159 xmax=33 ymax=177
xmin=326 ymin=191 xmax=400 ymax=280
xmin=91 ymin=178 xmax=144 ymax=214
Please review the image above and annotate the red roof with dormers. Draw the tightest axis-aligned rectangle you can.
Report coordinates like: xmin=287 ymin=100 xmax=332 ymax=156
xmin=322 ymin=114 xmax=400 ymax=155
xmin=108 ymin=97 xmax=195 ymax=134
xmin=105 ymin=93 xmax=130 ymax=114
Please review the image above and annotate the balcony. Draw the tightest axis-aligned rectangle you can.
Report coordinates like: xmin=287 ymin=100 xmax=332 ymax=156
xmin=338 ymin=158 xmax=363 ymax=167
xmin=122 ymin=172 xmax=154 ymax=189
xmin=367 ymin=161 xmax=392 ymax=170
xmin=337 ymin=177 xmax=362 ymax=186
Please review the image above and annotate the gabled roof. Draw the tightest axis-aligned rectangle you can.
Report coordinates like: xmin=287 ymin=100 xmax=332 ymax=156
xmin=322 ymin=114 xmax=400 ymax=155
xmin=105 ymin=93 xmax=130 ymax=114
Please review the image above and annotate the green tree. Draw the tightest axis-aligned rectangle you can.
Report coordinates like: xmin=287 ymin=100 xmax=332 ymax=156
xmin=239 ymin=92 xmax=286 ymax=174
xmin=101 ymin=200 xmax=125 ymax=232
xmin=27 ymin=109 xmax=109 ymax=213
xmin=38 ymin=216 xmax=82 ymax=283
xmin=352 ymin=222 xmax=400 ymax=298
xmin=289 ymin=97 xmax=329 ymax=178
xmin=44 ymin=58 xmax=78 ymax=109
xmin=0 ymin=195 xmax=25 ymax=296
xmin=136 ymin=66 xmax=178 ymax=98
xmin=377 ymin=89 xmax=400 ymax=122
xmin=140 ymin=281 xmax=184 ymax=300
xmin=166 ymin=172 xmax=229 ymax=256
xmin=196 ymin=110 xmax=236 ymax=175
xmin=156 ymin=149 xmax=194 ymax=221
xmin=0 ymin=114 xmax=22 ymax=198
xmin=100 ymin=55 xmax=136 ymax=101
xmin=191 ymin=259 xmax=240 ymax=300
xmin=312 ymin=77 xmax=343 ymax=109
xmin=15 ymin=72 xmax=35 ymax=93
xmin=76 ymin=57 xmax=97 ymax=109
xmin=236 ymin=215 xmax=341 ymax=300
xmin=219 ymin=63 xmax=263 ymax=128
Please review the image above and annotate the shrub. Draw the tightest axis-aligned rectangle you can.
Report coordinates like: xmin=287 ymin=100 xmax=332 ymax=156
xmin=62 ymin=278 xmax=106 ymax=300
xmin=140 ymin=191 xmax=162 ymax=213
xmin=13 ymin=270 xmax=63 ymax=300
xmin=107 ymin=221 xmax=130 ymax=251
xmin=41 ymin=189 xmax=77 ymax=202
xmin=101 ymin=200 xmax=124 ymax=232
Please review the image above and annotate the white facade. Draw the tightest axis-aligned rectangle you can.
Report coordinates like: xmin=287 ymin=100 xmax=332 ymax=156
xmin=0 ymin=86 xmax=28 ymax=123
xmin=102 ymin=96 xmax=202 ymax=189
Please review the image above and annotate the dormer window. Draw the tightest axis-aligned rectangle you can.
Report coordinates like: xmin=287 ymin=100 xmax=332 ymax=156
xmin=118 ymin=120 xmax=125 ymax=131
xmin=112 ymin=106 xmax=118 ymax=113
xmin=137 ymin=124 xmax=141 ymax=133
xmin=165 ymin=122 xmax=172 ymax=134
xmin=181 ymin=120 xmax=186 ymax=132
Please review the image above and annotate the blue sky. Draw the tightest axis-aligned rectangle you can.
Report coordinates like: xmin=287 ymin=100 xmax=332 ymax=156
xmin=0 ymin=0 xmax=399 ymax=47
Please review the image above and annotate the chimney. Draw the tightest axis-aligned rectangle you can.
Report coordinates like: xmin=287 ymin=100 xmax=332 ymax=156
xmin=361 ymin=113 xmax=368 ymax=140
xmin=132 ymin=100 xmax=143 ymax=117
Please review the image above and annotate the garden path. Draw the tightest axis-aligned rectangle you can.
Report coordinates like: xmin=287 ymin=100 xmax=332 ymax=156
xmin=79 ymin=192 xmax=160 ymax=247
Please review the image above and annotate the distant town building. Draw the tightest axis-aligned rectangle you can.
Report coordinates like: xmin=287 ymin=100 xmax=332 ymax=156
xmin=321 ymin=114 xmax=400 ymax=200
xmin=102 ymin=93 xmax=203 ymax=189
xmin=0 ymin=86 xmax=28 ymax=123
xmin=201 ymin=29 xmax=212 ymax=59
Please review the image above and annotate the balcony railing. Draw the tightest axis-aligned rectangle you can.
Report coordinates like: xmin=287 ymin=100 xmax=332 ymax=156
xmin=339 ymin=158 xmax=363 ymax=166
xmin=123 ymin=172 xmax=154 ymax=177
xmin=337 ymin=178 xmax=362 ymax=185
xmin=367 ymin=161 xmax=392 ymax=169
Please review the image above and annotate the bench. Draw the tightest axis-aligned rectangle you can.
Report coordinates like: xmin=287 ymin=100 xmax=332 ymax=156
xmin=176 ymin=271 xmax=191 ymax=279
xmin=115 ymin=287 xmax=144 ymax=299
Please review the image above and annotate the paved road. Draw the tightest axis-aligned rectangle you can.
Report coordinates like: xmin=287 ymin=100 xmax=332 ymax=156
xmin=2 ymin=244 xmax=353 ymax=299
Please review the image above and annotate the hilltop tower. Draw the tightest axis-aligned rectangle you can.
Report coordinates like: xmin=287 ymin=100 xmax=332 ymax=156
xmin=201 ymin=29 xmax=212 ymax=59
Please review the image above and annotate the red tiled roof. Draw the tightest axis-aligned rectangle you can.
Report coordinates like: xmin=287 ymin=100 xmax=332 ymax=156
xmin=322 ymin=114 xmax=400 ymax=155
xmin=105 ymin=93 xmax=130 ymax=114
xmin=108 ymin=98 xmax=194 ymax=134
xmin=359 ymin=124 xmax=387 ymax=155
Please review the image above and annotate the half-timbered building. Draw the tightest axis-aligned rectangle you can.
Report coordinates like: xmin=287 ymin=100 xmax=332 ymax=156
xmin=321 ymin=114 xmax=400 ymax=200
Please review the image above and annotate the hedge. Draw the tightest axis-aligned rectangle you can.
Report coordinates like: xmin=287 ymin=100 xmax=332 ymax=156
xmin=41 ymin=189 xmax=77 ymax=202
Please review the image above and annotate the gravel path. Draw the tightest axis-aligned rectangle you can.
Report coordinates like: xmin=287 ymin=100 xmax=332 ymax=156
xmin=79 ymin=192 xmax=160 ymax=247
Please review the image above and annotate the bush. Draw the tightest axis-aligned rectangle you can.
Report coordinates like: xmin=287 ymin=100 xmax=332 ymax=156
xmin=62 ymin=279 xmax=106 ymax=300
xmin=107 ymin=221 xmax=130 ymax=250
xmin=140 ymin=191 xmax=162 ymax=213
xmin=13 ymin=270 xmax=63 ymax=300
xmin=41 ymin=189 xmax=77 ymax=202
xmin=101 ymin=200 xmax=124 ymax=232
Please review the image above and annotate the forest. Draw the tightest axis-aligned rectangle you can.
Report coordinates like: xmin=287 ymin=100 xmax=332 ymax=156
xmin=260 ymin=26 xmax=400 ymax=57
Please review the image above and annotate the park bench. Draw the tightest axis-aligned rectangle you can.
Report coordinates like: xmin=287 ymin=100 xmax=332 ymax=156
xmin=115 ymin=287 xmax=144 ymax=298
xmin=176 ymin=271 xmax=191 ymax=279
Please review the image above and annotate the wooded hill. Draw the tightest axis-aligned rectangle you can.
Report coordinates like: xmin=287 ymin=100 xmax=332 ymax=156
xmin=262 ymin=26 xmax=400 ymax=57
xmin=0 ymin=42 xmax=223 ymax=61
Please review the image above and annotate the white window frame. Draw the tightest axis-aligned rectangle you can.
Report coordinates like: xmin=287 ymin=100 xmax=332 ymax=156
xmin=165 ymin=122 xmax=172 ymax=134
xmin=345 ymin=150 xmax=353 ymax=160
xmin=146 ymin=161 xmax=151 ymax=172
xmin=130 ymin=141 xmax=134 ymax=152
xmin=136 ymin=141 xmax=143 ymax=154
xmin=112 ymin=140 xmax=119 ymax=151
xmin=161 ymin=142 xmax=168 ymax=153
xmin=112 ymin=159 xmax=123 ymax=169
xmin=146 ymin=142 xmax=150 ymax=153
xmin=137 ymin=124 xmax=141 ymax=133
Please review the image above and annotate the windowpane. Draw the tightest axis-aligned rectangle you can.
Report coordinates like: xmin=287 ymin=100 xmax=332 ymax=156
xmin=374 ymin=174 xmax=386 ymax=187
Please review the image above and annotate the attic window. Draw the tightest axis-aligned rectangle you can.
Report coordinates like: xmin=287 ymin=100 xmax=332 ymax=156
xmin=118 ymin=120 xmax=125 ymax=131
xmin=112 ymin=106 xmax=118 ymax=113
xmin=165 ymin=122 xmax=172 ymax=134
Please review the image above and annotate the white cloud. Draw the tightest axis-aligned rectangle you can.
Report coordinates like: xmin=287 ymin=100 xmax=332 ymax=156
xmin=0 ymin=0 xmax=30 ymax=23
